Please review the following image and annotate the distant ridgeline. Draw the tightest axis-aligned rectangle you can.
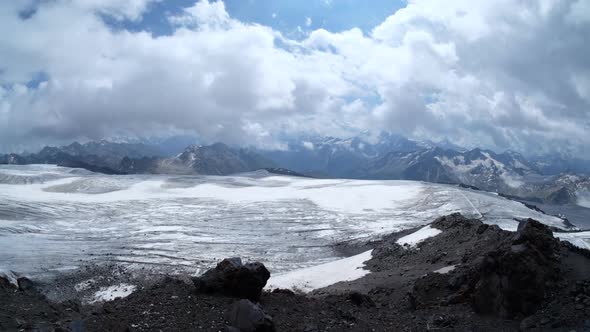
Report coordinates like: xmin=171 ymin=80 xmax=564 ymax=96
xmin=1 ymin=135 xmax=590 ymax=205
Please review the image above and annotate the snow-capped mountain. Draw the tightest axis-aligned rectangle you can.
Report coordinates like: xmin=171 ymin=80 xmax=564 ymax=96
xmin=259 ymin=132 xmax=435 ymax=178
xmin=119 ymin=143 xmax=274 ymax=175
xmin=260 ymin=134 xmax=538 ymax=192
xmin=366 ymin=147 xmax=537 ymax=192
xmin=2 ymin=135 xmax=590 ymax=204
xmin=520 ymin=174 xmax=590 ymax=205
xmin=260 ymin=134 xmax=590 ymax=205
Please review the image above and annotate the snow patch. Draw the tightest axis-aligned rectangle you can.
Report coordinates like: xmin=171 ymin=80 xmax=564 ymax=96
xmin=434 ymin=265 xmax=456 ymax=274
xmin=266 ymin=250 xmax=372 ymax=293
xmin=75 ymin=278 xmax=97 ymax=292
xmin=396 ymin=225 xmax=442 ymax=248
xmin=555 ymin=231 xmax=590 ymax=250
xmin=89 ymin=283 xmax=136 ymax=303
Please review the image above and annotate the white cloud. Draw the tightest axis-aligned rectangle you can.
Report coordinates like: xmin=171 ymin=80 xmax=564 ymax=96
xmin=0 ymin=0 xmax=589 ymax=157
xmin=168 ymin=0 xmax=229 ymax=27
xmin=302 ymin=141 xmax=314 ymax=150
xmin=305 ymin=17 xmax=312 ymax=27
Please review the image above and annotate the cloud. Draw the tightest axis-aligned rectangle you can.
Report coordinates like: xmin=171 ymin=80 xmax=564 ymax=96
xmin=0 ymin=0 xmax=589 ymax=157
xmin=566 ymin=0 xmax=590 ymax=24
xmin=305 ymin=17 xmax=312 ymax=27
xmin=321 ymin=0 xmax=333 ymax=7
xmin=168 ymin=0 xmax=229 ymax=27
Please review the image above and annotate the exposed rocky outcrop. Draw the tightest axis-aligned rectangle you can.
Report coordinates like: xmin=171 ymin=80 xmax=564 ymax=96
xmin=192 ymin=258 xmax=271 ymax=302
xmin=471 ymin=219 xmax=561 ymax=317
xmin=0 ymin=271 xmax=35 ymax=292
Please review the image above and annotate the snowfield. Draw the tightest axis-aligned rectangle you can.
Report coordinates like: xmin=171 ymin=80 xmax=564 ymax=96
xmin=0 ymin=165 xmax=586 ymax=281
xmin=396 ymin=225 xmax=442 ymax=248
xmin=266 ymin=250 xmax=373 ymax=293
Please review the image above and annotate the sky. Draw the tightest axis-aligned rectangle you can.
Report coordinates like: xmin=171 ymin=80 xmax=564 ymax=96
xmin=0 ymin=0 xmax=589 ymax=156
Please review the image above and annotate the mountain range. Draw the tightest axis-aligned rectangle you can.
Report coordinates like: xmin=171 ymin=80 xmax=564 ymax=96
xmin=1 ymin=134 xmax=589 ymax=205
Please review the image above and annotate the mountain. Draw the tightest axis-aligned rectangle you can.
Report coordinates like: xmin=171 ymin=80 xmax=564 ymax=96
xmin=365 ymin=147 xmax=537 ymax=191
xmin=523 ymin=174 xmax=590 ymax=205
xmin=260 ymin=134 xmax=537 ymax=192
xmin=119 ymin=143 xmax=275 ymax=175
xmin=260 ymin=135 xmax=590 ymax=205
xmin=0 ymin=141 xmax=274 ymax=176
xmin=529 ymin=154 xmax=590 ymax=175
xmin=60 ymin=140 xmax=165 ymax=159
xmin=2 ymin=135 xmax=590 ymax=204
xmin=0 ymin=141 xmax=167 ymax=170
xmin=367 ymin=148 xmax=590 ymax=205
xmin=259 ymin=132 xmax=434 ymax=178
xmin=137 ymin=135 xmax=201 ymax=157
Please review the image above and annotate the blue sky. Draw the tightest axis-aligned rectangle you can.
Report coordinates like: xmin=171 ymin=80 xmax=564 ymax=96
xmin=111 ymin=0 xmax=405 ymax=37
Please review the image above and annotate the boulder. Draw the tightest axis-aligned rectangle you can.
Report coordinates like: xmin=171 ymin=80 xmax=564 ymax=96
xmin=226 ymin=299 xmax=275 ymax=332
xmin=17 ymin=277 xmax=35 ymax=292
xmin=193 ymin=258 xmax=270 ymax=302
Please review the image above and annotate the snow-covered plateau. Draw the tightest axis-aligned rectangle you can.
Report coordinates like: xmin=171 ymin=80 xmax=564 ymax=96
xmin=0 ymin=165 xmax=588 ymax=281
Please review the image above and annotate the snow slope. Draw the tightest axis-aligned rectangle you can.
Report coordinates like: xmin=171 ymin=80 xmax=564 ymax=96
xmin=0 ymin=165 xmax=583 ymax=280
xmin=266 ymin=250 xmax=373 ymax=293
xmin=396 ymin=225 xmax=442 ymax=248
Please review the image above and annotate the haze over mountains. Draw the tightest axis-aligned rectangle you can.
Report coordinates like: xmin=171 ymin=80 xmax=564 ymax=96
xmin=2 ymin=133 xmax=590 ymax=206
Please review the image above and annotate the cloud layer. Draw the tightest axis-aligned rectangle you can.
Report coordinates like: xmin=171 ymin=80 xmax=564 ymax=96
xmin=1 ymin=0 xmax=589 ymax=156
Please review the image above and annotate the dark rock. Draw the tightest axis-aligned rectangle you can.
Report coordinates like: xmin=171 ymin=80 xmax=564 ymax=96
xmin=346 ymin=292 xmax=375 ymax=307
xmin=520 ymin=316 xmax=536 ymax=330
xmin=0 ymin=277 xmax=15 ymax=289
xmin=427 ymin=314 xmax=456 ymax=329
xmin=472 ymin=219 xmax=561 ymax=318
xmin=193 ymin=258 xmax=270 ymax=302
xmin=226 ymin=299 xmax=275 ymax=332
xmin=0 ymin=271 xmax=18 ymax=289
xmin=409 ymin=215 xmax=566 ymax=320
xmin=432 ymin=213 xmax=481 ymax=230
xmin=17 ymin=277 xmax=35 ymax=292
xmin=270 ymin=288 xmax=294 ymax=295
xmin=476 ymin=224 xmax=488 ymax=234
xmin=303 ymin=323 xmax=319 ymax=332
xmin=514 ymin=219 xmax=559 ymax=257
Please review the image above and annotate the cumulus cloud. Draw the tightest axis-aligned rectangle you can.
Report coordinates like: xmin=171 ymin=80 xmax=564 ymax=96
xmin=0 ymin=0 xmax=589 ymax=156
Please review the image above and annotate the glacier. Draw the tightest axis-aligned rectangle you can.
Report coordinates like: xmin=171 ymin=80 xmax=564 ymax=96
xmin=0 ymin=165 xmax=587 ymax=280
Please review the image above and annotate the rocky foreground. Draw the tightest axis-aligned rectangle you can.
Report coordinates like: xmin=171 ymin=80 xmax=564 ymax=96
xmin=1 ymin=213 xmax=590 ymax=331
